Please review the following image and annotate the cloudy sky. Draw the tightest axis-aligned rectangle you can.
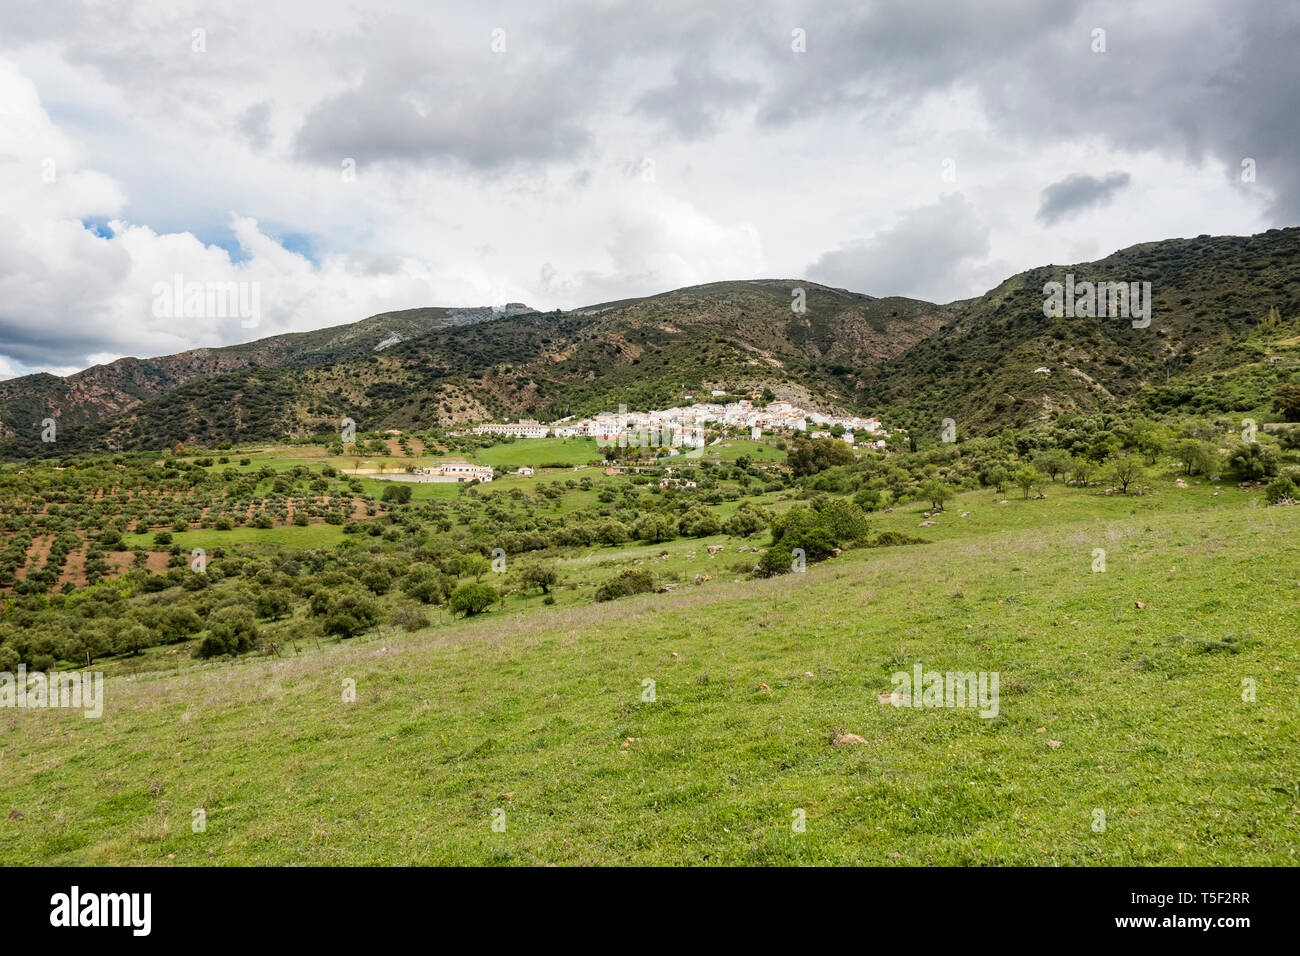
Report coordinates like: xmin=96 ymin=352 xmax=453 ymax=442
xmin=1 ymin=0 xmax=1295 ymax=378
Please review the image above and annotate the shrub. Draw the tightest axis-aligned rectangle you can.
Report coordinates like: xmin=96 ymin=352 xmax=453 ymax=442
xmin=449 ymin=582 xmax=499 ymax=616
xmin=1228 ymin=442 xmax=1279 ymax=481
xmin=194 ymin=606 xmax=260 ymax=658
xmin=320 ymin=587 xmax=381 ymax=639
xmin=752 ymin=547 xmax=796 ymax=578
xmin=594 ymin=567 xmax=654 ymax=602
xmin=381 ymin=484 xmax=413 ymax=504
xmin=1264 ymin=476 xmax=1297 ymax=504
xmin=389 ymin=605 xmax=430 ymax=632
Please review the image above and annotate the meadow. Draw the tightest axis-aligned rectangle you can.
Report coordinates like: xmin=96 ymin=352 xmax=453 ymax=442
xmin=2 ymin=476 xmax=1295 ymax=865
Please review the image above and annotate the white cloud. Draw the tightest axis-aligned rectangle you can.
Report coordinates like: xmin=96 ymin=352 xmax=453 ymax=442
xmin=0 ymin=0 xmax=1290 ymax=376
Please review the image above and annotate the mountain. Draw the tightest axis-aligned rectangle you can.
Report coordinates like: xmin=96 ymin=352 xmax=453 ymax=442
xmin=1 ymin=280 xmax=947 ymax=454
xmin=0 ymin=305 xmax=524 ymax=439
xmin=863 ymin=228 xmax=1300 ymax=432
xmin=3 ymin=228 xmax=1298 ymax=457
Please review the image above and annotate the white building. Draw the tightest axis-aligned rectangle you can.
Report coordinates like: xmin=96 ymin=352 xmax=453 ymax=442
xmin=474 ymin=421 xmax=550 ymax=438
xmin=407 ymin=461 xmax=495 ymax=483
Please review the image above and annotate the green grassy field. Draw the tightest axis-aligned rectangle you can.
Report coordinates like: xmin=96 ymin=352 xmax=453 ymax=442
xmin=470 ymin=437 xmax=598 ymax=468
xmin=2 ymin=481 xmax=1296 ymax=865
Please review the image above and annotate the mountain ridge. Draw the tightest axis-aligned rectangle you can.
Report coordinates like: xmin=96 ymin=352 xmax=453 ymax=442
xmin=3 ymin=228 xmax=1298 ymax=455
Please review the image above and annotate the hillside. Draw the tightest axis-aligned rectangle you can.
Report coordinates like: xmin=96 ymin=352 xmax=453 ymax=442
xmin=867 ymin=228 xmax=1300 ymax=434
xmin=4 ymin=228 xmax=1300 ymax=456
xmin=0 ymin=305 xmax=521 ymax=441
xmin=7 ymin=281 xmax=945 ymax=454
xmin=2 ymin=480 xmax=1295 ymax=864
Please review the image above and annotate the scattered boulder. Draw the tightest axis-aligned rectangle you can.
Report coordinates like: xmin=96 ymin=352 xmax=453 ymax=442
xmin=707 ymin=545 xmax=724 ymax=555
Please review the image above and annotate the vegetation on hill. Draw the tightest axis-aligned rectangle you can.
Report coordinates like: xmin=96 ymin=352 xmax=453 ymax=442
xmin=1 ymin=422 xmax=1295 ymax=864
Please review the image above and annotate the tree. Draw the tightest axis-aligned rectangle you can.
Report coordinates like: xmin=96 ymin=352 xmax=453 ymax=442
xmin=814 ymin=498 xmax=871 ymax=543
xmin=403 ymin=566 xmax=450 ymax=604
xmin=633 ymin=512 xmax=677 ymax=543
xmin=450 ymin=553 xmax=491 ymax=580
xmin=1013 ymin=467 xmax=1041 ymax=499
xmin=1068 ymin=456 xmax=1096 ymax=487
xmin=1110 ymin=456 xmax=1142 ymax=494
xmin=195 ymin=606 xmax=260 ymax=658
xmin=1228 ymin=442 xmax=1279 ymax=481
xmin=115 ymin=624 xmax=153 ymax=657
xmin=1273 ymin=383 xmax=1300 ymax=421
xmin=678 ymin=507 xmax=722 ymax=537
xmin=449 ymin=582 xmax=498 ymax=616
xmin=787 ymin=437 xmax=854 ymax=477
xmin=982 ymin=464 xmax=1010 ymax=493
xmin=320 ymin=587 xmax=381 ymax=639
xmin=381 ymin=483 xmax=413 ymax=504
xmin=919 ymin=479 xmax=953 ymax=512
xmin=1173 ymin=439 xmax=1216 ymax=477
xmin=723 ymin=504 xmax=769 ymax=537
xmin=519 ymin=564 xmax=558 ymax=594
xmin=253 ymin=587 xmax=293 ymax=621
xmin=1128 ymin=420 xmax=1171 ymax=465
xmin=1032 ymin=448 xmax=1070 ymax=482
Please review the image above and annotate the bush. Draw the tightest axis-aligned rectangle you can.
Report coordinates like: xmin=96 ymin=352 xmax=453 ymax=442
xmin=389 ymin=604 xmax=430 ymax=632
xmin=594 ymin=567 xmax=655 ymax=602
xmin=403 ymin=567 xmax=450 ymax=604
xmin=1228 ymin=442 xmax=1279 ymax=481
xmin=752 ymin=547 xmax=796 ymax=578
xmin=449 ymin=582 xmax=499 ymax=616
xmin=194 ymin=606 xmax=260 ymax=658
xmin=1264 ymin=476 xmax=1297 ymax=504
xmin=320 ymin=587 xmax=381 ymax=638
xmin=381 ymin=484 xmax=413 ymax=504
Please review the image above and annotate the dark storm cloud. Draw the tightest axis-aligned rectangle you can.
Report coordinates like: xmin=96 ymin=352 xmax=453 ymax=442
xmin=1036 ymin=171 xmax=1132 ymax=225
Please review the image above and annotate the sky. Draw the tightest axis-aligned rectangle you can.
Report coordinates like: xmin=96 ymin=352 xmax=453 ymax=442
xmin=0 ymin=0 xmax=1296 ymax=379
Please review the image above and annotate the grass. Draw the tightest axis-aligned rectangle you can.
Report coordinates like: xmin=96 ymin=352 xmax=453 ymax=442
xmin=470 ymin=438 xmax=599 ymax=469
xmin=1 ymin=482 xmax=1296 ymax=865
